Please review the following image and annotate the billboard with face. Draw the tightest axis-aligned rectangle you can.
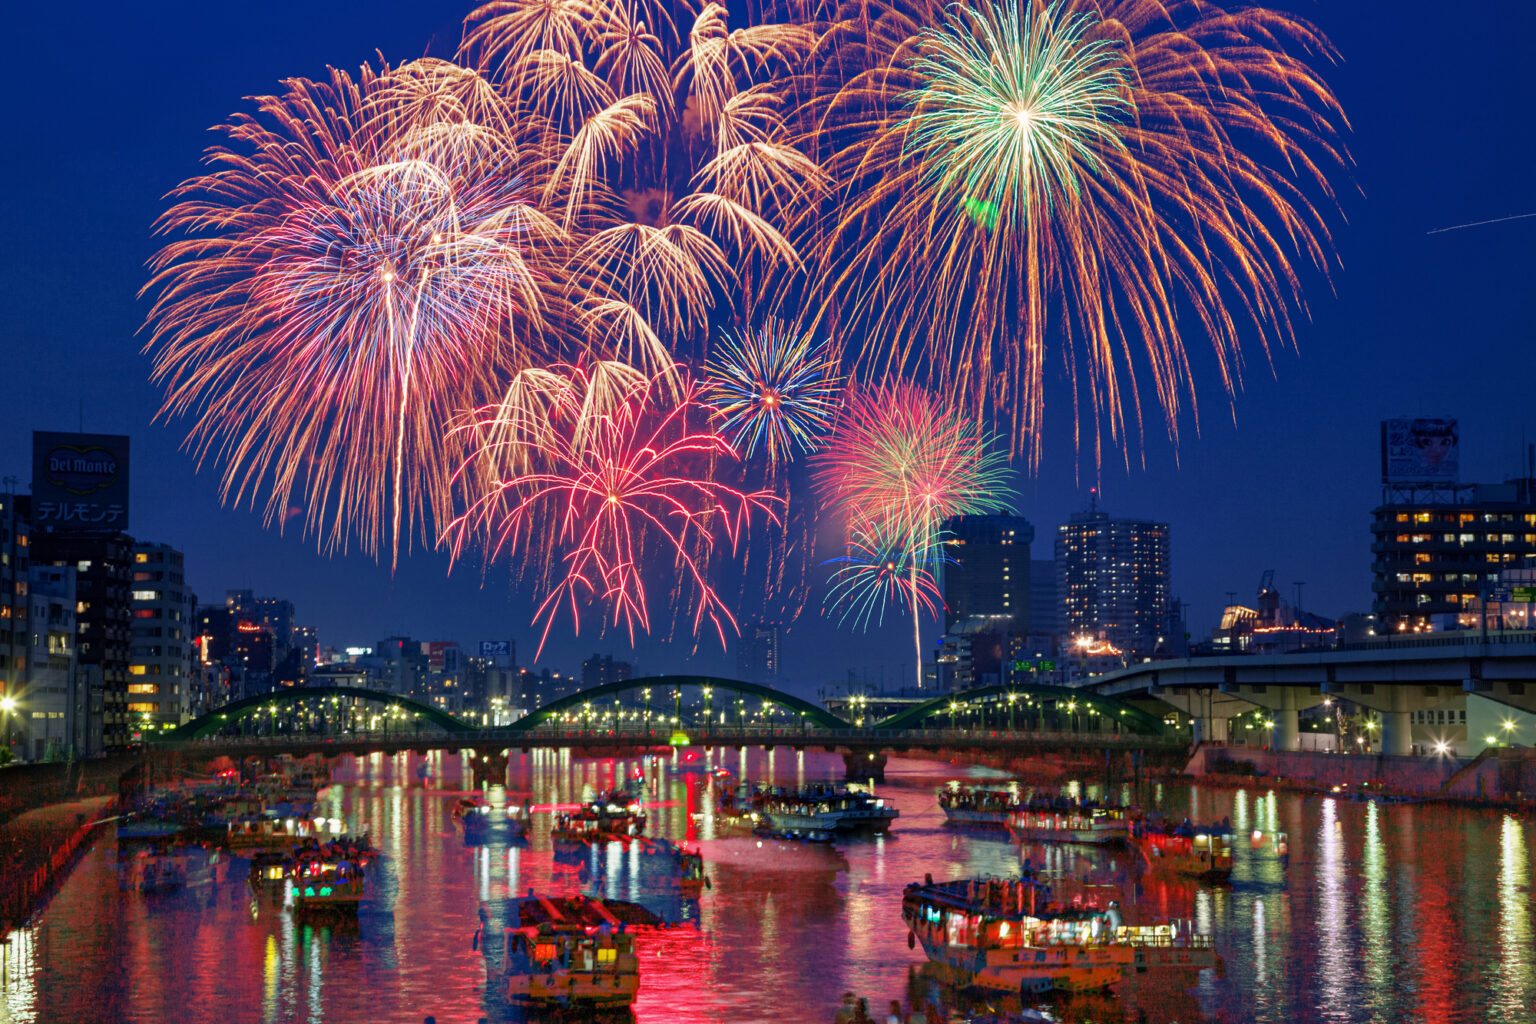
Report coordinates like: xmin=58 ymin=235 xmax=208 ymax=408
xmin=1382 ymin=418 xmax=1459 ymax=483
xmin=32 ymin=432 xmax=131 ymax=531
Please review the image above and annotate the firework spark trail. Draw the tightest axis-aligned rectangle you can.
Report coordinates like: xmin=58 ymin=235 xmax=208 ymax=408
xmin=705 ymin=319 xmax=841 ymax=467
xmin=448 ymin=363 xmax=783 ymax=656
xmin=812 ymin=381 xmax=1013 ymax=685
xmin=462 ymin=0 xmax=824 ymax=353
xmin=791 ymin=0 xmax=1349 ymax=469
xmin=1426 ymin=213 xmax=1536 ymax=235
xmin=142 ymin=65 xmax=544 ymax=567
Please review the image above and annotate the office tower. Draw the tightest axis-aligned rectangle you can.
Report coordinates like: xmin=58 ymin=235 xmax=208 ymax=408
xmin=941 ymin=515 xmax=1033 ymax=631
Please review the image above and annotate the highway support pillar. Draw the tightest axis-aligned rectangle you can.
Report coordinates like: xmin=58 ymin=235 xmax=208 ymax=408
xmin=1380 ymin=689 xmax=1412 ymax=757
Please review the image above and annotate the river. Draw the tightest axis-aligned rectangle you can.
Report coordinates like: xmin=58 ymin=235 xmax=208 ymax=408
xmin=1 ymin=748 xmax=1532 ymax=1024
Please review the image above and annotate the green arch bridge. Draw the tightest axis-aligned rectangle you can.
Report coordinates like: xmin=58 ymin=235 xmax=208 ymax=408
xmin=154 ymin=676 xmax=1173 ymax=757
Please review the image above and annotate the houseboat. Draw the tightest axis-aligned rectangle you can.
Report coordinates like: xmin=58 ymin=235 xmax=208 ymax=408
xmin=726 ymin=782 xmax=898 ymax=841
xmin=552 ymin=791 xmax=646 ymax=846
xmin=938 ymin=785 xmax=1020 ymax=829
xmin=1129 ymin=820 xmax=1234 ymax=882
xmin=493 ymin=896 xmax=642 ymax=1007
xmin=902 ymin=876 xmax=1221 ymax=995
xmin=1006 ymin=803 xmax=1131 ymax=845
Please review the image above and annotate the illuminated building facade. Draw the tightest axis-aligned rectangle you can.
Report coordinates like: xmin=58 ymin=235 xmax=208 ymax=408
xmin=129 ymin=543 xmax=198 ymax=732
xmin=940 ymin=515 xmax=1032 ymax=632
xmin=1055 ymin=509 xmax=1171 ymax=659
xmin=1370 ymin=478 xmax=1536 ymax=633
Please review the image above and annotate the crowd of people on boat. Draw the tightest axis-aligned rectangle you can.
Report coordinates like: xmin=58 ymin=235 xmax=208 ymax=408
xmin=937 ymin=788 xmax=1015 ymax=812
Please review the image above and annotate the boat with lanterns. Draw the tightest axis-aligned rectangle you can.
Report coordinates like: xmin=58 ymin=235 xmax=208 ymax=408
xmin=901 ymin=875 xmax=1221 ymax=995
xmin=1128 ymin=819 xmax=1234 ymax=882
xmin=1006 ymin=800 xmax=1131 ymax=846
xmin=724 ymin=782 xmax=898 ymax=841
xmin=552 ymin=790 xmax=647 ymax=846
xmin=493 ymin=895 xmax=644 ymax=1007
xmin=938 ymin=785 xmax=1021 ymax=829
xmin=227 ymin=812 xmax=353 ymax=853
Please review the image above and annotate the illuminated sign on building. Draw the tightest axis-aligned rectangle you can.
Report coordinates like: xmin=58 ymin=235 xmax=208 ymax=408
xmin=31 ymin=431 xmax=131 ymax=531
xmin=1381 ymin=417 xmax=1459 ymax=483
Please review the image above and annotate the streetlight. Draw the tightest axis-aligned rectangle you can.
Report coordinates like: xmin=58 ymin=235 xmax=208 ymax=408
xmin=0 ymin=694 xmax=15 ymax=758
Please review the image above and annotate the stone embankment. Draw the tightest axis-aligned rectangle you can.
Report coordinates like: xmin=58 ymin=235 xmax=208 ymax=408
xmin=1184 ymin=744 xmax=1536 ymax=805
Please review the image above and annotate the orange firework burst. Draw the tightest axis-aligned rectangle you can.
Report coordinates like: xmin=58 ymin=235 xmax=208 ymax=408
xmin=461 ymin=0 xmax=826 ymax=352
xmin=448 ymin=362 xmax=783 ymax=655
xmin=793 ymin=0 xmax=1349 ymax=466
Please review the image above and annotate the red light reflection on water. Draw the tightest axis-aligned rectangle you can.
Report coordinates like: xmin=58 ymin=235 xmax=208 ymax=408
xmin=4 ymin=752 xmax=1536 ymax=1024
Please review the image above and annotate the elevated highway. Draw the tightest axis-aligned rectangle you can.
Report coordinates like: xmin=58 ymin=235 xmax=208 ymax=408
xmin=1083 ymin=632 xmax=1536 ymax=754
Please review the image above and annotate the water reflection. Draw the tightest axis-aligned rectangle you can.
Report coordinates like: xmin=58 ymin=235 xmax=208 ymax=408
xmin=4 ymin=755 xmax=1536 ymax=1023
xmin=1494 ymin=814 xmax=1532 ymax=1018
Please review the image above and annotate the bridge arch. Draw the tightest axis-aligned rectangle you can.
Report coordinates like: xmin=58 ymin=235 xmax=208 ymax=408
xmin=510 ymin=675 xmax=849 ymax=731
xmin=874 ymin=683 xmax=1167 ymax=735
xmin=161 ymin=685 xmax=473 ymax=741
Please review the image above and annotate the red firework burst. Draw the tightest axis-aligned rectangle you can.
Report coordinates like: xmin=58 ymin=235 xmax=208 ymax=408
xmin=448 ymin=362 xmax=782 ymax=655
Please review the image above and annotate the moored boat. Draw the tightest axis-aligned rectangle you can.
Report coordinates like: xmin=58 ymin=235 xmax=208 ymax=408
xmin=902 ymin=876 xmax=1220 ymax=995
xmin=938 ymin=785 xmax=1021 ymax=829
xmin=1129 ymin=820 xmax=1234 ymax=881
xmin=493 ymin=896 xmax=643 ymax=1006
xmin=1006 ymin=803 xmax=1131 ymax=846
xmin=726 ymin=782 xmax=898 ymax=840
xmin=552 ymin=790 xmax=646 ymax=846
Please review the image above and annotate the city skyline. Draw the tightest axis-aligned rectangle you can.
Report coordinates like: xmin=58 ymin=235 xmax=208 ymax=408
xmin=3 ymin=0 xmax=1533 ymax=693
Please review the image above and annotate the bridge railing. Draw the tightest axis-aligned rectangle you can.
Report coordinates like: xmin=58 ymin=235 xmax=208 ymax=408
xmin=153 ymin=724 xmax=1179 ymax=750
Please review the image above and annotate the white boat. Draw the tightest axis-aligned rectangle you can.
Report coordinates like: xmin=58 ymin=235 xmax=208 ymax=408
xmin=731 ymin=782 xmax=898 ymax=838
xmin=1006 ymin=805 xmax=1130 ymax=846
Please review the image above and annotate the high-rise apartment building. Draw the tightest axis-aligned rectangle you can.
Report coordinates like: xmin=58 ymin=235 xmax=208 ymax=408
xmin=1055 ymin=509 xmax=1171 ymax=658
xmin=941 ymin=515 xmax=1033 ymax=632
xmin=130 ymin=543 xmax=198 ymax=731
xmin=1371 ymin=478 xmax=1536 ymax=632
xmin=30 ymin=528 xmax=135 ymax=753
xmin=735 ymin=621 xmax=782 ymax=683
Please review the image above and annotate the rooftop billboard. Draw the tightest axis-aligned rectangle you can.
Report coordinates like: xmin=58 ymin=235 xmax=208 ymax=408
xmin=1381 ymin=417 xmax=1459 ymax=483
xmin=31 ymin=431 xmax=131 ymax=531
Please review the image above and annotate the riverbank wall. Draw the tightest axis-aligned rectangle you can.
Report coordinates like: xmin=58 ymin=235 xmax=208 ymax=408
xmin=1184 ymin=744 xmax=1536 ymax=804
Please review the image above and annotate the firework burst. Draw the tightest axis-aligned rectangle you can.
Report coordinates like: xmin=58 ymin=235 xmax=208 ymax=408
xmin=448 ymin=362 xmax=783 ymax=655
xmin=793 ymin=0 xmax=1348 ymax=466
xmin=822 ymin=517 xmax=945 ymax=631
xmin=705 ymin=319 xmax=841 ymax=466
xmin=813 ymin=380 xmax=1013 ymax=684
xmin=142 ymin=65 xmax=544 ymax=567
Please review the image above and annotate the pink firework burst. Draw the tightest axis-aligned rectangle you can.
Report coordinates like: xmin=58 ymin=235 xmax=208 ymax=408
xmin=448 ymin=362 xmax=783 ymax=656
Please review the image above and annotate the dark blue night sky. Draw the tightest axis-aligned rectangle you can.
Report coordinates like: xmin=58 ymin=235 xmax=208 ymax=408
xmin=3 ymin=1 xmax=1533 ymax=695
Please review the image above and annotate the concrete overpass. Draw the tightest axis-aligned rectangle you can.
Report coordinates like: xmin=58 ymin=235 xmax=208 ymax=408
xmin=1082 ymin=632 xmax=1536 ymax=755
